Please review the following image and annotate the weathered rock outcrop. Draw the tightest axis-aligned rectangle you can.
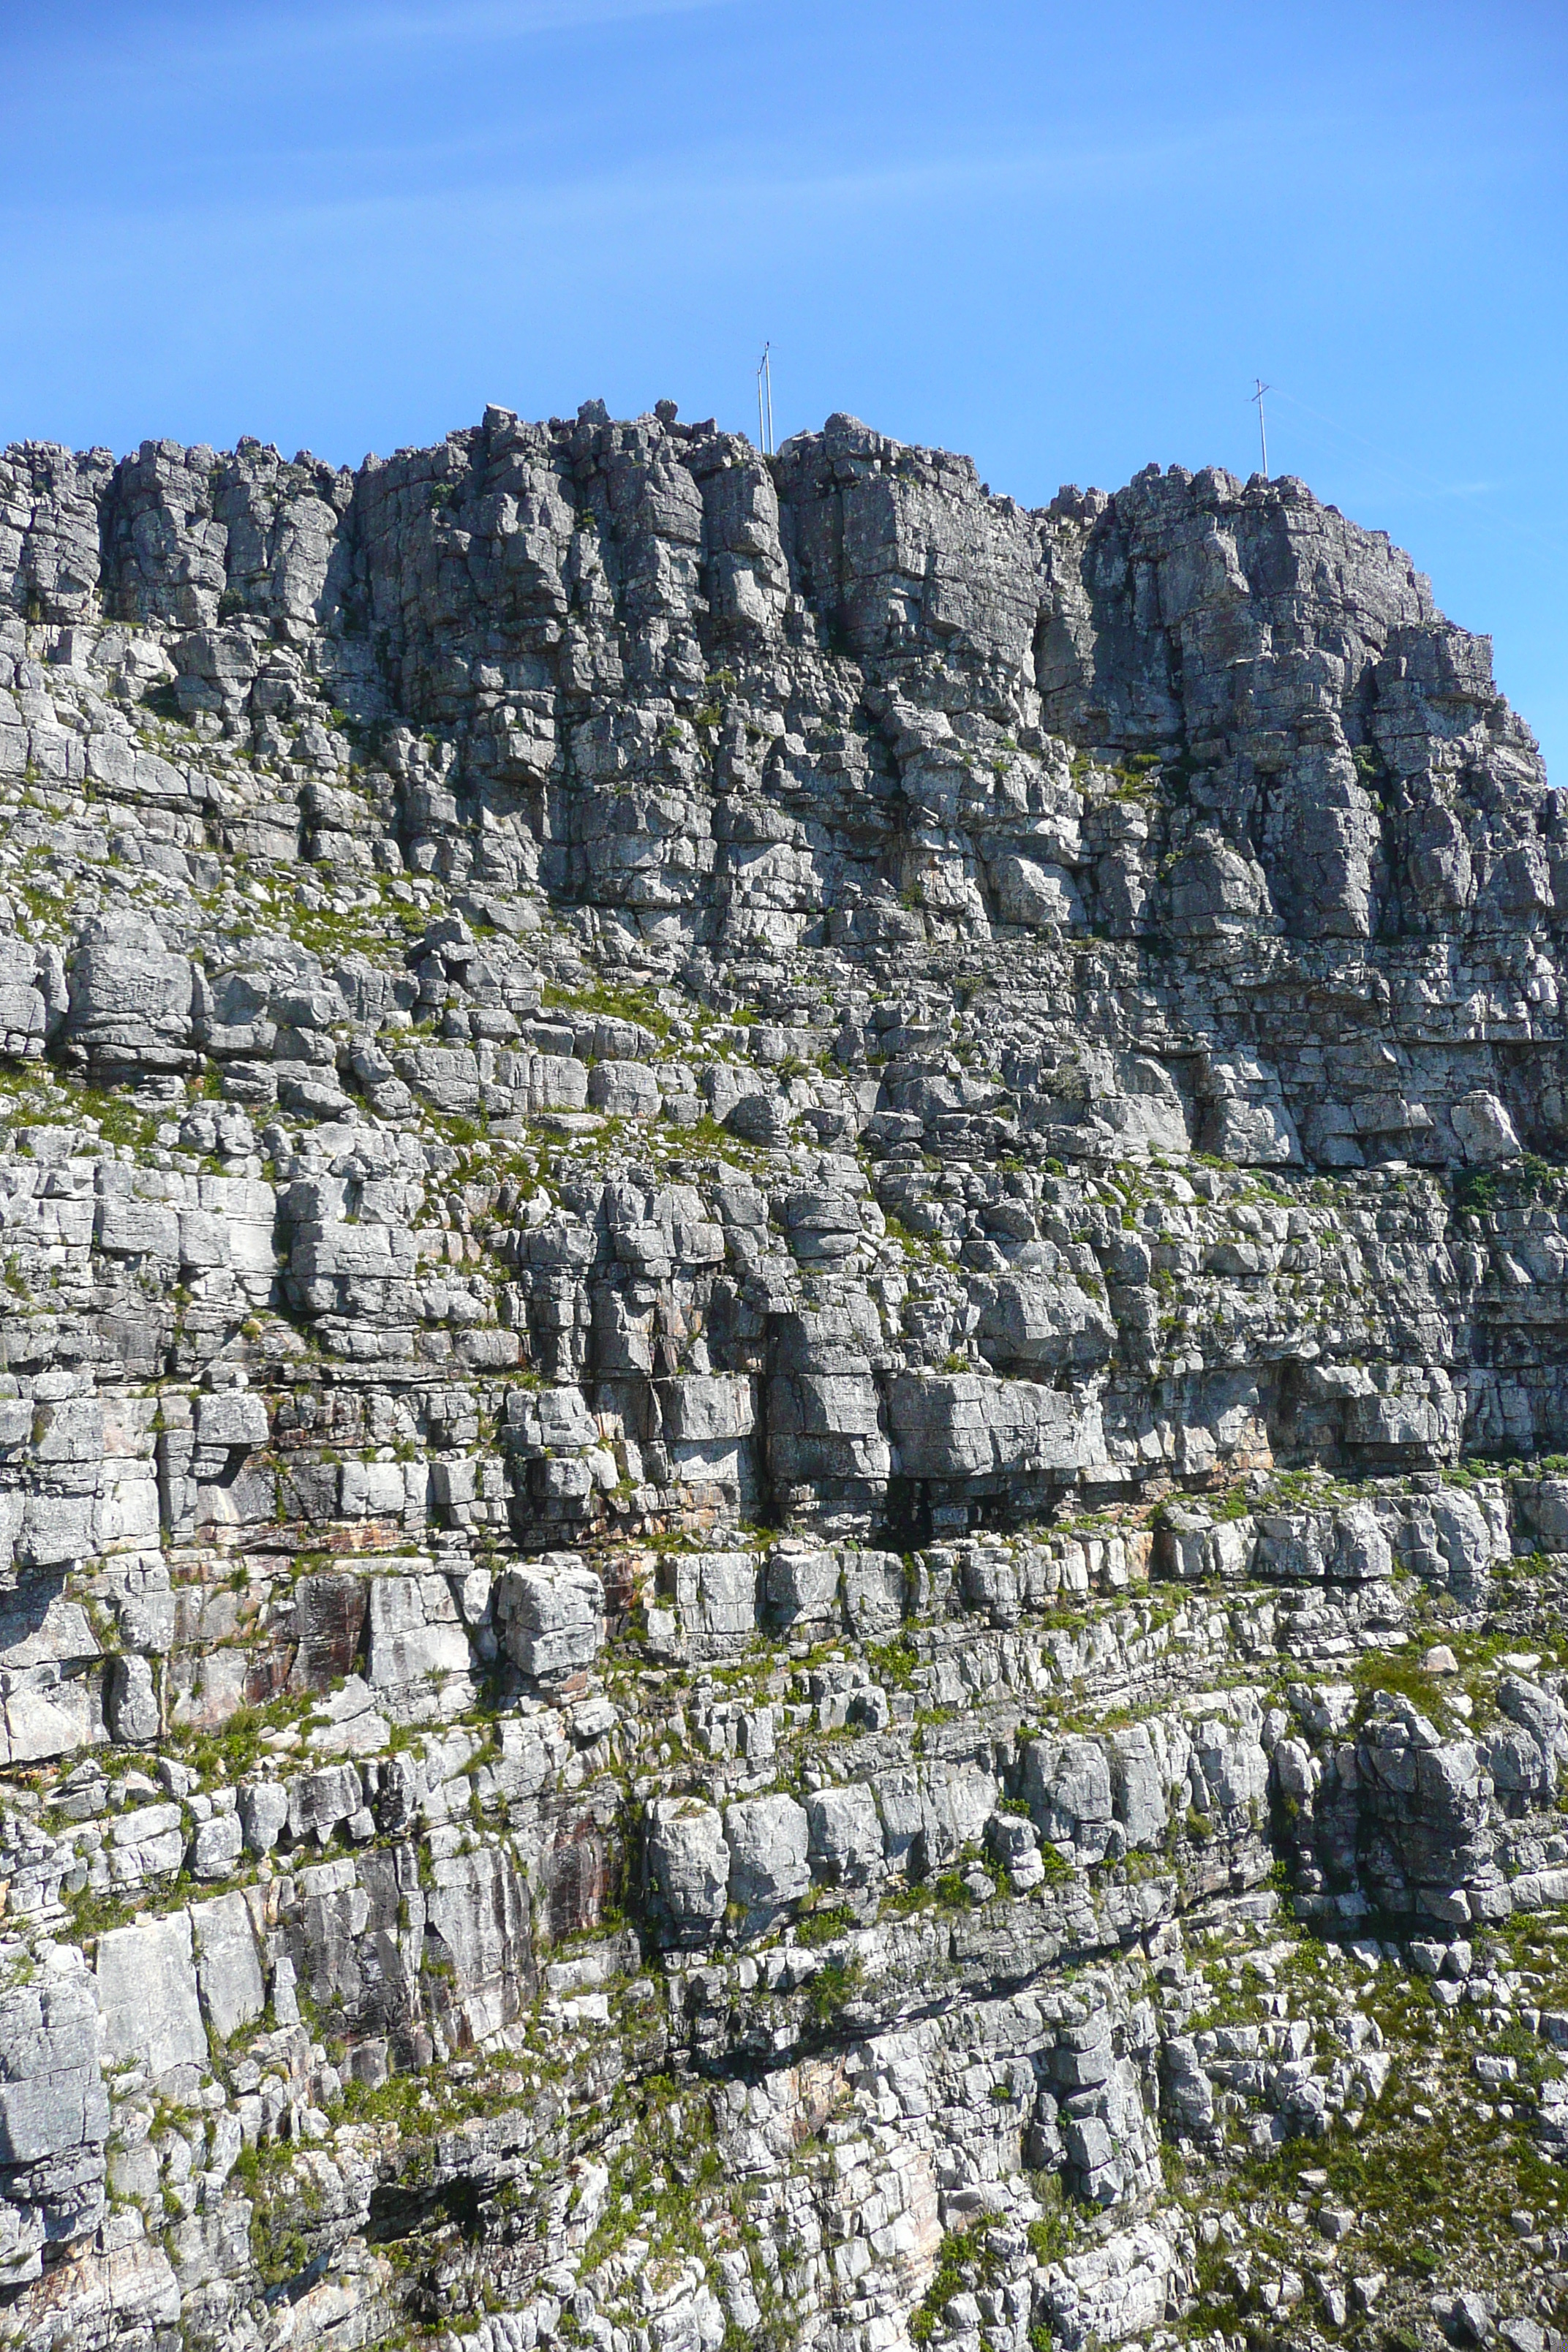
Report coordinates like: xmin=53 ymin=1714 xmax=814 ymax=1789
xmin=0 ymin=404 xmax=1564 ymax=2352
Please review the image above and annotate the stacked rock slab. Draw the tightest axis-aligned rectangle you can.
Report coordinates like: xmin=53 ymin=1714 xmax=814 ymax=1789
xmin=0 ymin=404 xmax=1564 ymax=2352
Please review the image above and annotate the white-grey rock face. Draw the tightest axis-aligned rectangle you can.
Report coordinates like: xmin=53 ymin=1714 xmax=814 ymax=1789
xmin=645 ymin=1798 xmax=730 ymax=1940
xmin=0 ymin=1950 xmax=108 ymax=2283
xmin=494 ymin=1554 xmax=604 ymax=1680
xmin=0 ymin=404 xmax=1563 ymax=2352
xmin=189 ymin=1892 xmax=265 ymax=2040
xmin=806 ymin=1782 xmax=883 ymax=1883
xmin=94 ymin=1913 xmax=207 ymax=2080
xmin=723 ymin=1792 xmax=810 ymax=1931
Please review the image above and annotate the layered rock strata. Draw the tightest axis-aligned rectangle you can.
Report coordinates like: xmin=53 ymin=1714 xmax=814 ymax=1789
xmin=0 ymin=404 xmax=1564 ymax=2352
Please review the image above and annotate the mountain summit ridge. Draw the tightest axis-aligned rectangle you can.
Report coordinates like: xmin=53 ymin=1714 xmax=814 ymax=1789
xmin=0 ymin=404 xmax=1564 ymax=2352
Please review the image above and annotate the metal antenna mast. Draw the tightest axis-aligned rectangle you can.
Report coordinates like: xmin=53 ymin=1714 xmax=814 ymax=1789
xmin=756 ymin=344 xmax=774 ymax=456
xmin=1251 ymin=378 xmax=1272 ymax=480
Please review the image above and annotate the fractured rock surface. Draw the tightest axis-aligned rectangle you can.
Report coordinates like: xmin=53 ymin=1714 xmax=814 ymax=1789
xmin=0 ymin=402 xmax=1565 ymax=2349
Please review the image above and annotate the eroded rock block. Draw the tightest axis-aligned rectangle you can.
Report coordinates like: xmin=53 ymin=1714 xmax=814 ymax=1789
xmin=0 ymin=1949 xmax=108 ymax=2282
xmin=805 ymin=1784 xmax=883 ymax=1884
xmin=105 ymin=1653 xmax=158 ymax=1746
xmin=724 ymin=1793 xmax=810 ymax=1931
xmin=190 ymin=1891 xmax=265 ymax=2040
xmin=494 ymin=1554 xmax=603 ymax=1681
xmin=645 ymin=1798 xmax=729 ymax=1942
xmin=64 ymin=914 xmax=194 ymax=1079
xmin=95 ymin=1912 xmax=206 ymax=2081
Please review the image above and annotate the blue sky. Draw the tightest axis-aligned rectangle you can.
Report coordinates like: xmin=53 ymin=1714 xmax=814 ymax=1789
xmin=3 ymin=0 xmax=1564 ymax=774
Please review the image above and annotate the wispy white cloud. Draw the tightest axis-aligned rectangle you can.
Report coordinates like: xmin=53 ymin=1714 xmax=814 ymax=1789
xmin=163 ymin=0 xmax=736 ymax=69
xmin=0 ymin=0 xmax=737 ymax=136
xmin=1269 ymin=390 xmax=1567 ymax=560
xmin=0 ymin=106 xmax=1314 ymax=235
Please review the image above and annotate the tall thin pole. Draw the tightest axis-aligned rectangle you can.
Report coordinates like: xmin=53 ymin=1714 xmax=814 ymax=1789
xmin=756 ymin=344 xmax=773 ymax=456
xmin=1251 ymin=378 xmax=1272 ymax=480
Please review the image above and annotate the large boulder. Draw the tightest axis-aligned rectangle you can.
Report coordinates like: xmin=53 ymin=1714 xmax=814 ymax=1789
xmin=94 ymin=1911 xmax=207 ymax=2082
xmin=657 ymin=1375 xmax=755 ymax=1441
xmin=367 ymin=1575 xmax=473 ymax=1689
xmin=1451 ymin=1088 xmax=1520 ymax=1164
xmin=1189 ymin=1721 xmax=1270 ymax=1814
xmin=671 ymin=1550 xmax=758 ymax=1656
xmin=189 ymin=1892 xmax=265 ymax=2040
xmin=426 ymin=1847 xmax=533 ymax=2041
xmin=105 ymin=1653 xmax=159 ymax=1746
xmin=0 ymin=1948 xmax=108 ymax=2283
xmin=888 ymin=1371 xmax=1100 ymax=1482
xmin=973 ymin=1273 xmax=1115 ymax=1374
xmin=724 ymin=1793 xmax=810 ymax=1931
xmin=0 ymin=939 xmax=60 ymax=1061
xmin=764 ymin=1542 xmax=840 ymax=1631
xmin=1024 ymin=1735 xmax=1114 ymax=1858
xmin=644 ymin=1799 xmax=729 ymax=1942
xmin=805 ymin=1784 xmax=883 ymax=1884
xmin=64 ymin=914 xmax=194 ymax=1079
xmin=494 ymin=1554 xmax=604 ymax=1681
xmin=1109 ymin=1727 xmax=1169 ymax=1847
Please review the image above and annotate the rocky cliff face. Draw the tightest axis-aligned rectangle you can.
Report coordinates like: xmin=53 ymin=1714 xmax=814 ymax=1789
xmin=0 ymin=400 xmax=1566 ymax=2352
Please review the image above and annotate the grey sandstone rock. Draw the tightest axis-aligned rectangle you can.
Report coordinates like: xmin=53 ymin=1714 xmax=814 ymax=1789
xmin=287 ymin=1760 xmax=362 ymax=1842
xmin=238 ymin=1779 xmax=288 ymax=1854
xmin=367 ymin=1572 xmax=473 ymax=1688
xmin=764 ymin=1541 xmax=840 ymax=1629
xmin=426 ymin=1846 xmax=532 ymax=2039
xmin=0 ymin=400 xmax=1563 ymax=2349
xmin=805 ymin=1783 xmax=883 ymax=1884
xmin=1452 ymin=1088 xmax=1521 ymax=1165
xmin=672 ymin=1549 xmax=758 ymax=1654
xmin=724 ymin=1793 xmax=810 ymax=1930
xmin=1026 ymin=1735 xmax=1114 ymax=1855
xmin=645 ymin=1798 xmax=729 ymax=1941
xmin=105 ymin=1652 xmax=158 ymax=1745
xmin=0 ymin=1949 xmax=107 ymax=2281
xmin=94 ymin=1912 xmax=207 ymax=2080
xmin=189 ymin=1808 xmax=243 ymax=1878
xmin=1109 ymin=1727 xmax=1169 ymax=1847
xmin=189 ymin=1892 xmax=265 ymax=2040
xmin=65 ymin=914 xmax=193 ymax=1080
xmin=495 ymin=1554 xmax=603 ymax=1680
